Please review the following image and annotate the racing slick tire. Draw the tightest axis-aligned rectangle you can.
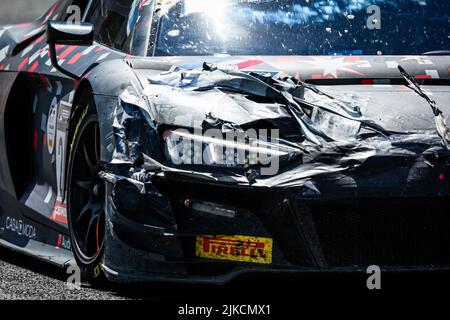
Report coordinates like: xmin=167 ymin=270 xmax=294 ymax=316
xmin=67 ymin=107 xmax=107 ymax=286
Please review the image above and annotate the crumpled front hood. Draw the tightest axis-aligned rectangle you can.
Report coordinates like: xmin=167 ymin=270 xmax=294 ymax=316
xmin=140 ymin=76 xmax=291 ymax=129
xmin=127 ymin=61 xmax=450 ymax=149
xmin=105 ymin=60 xmax=450 ymax=194
xmin=301 ymin=84 xmax=450 ymax=134
xmin=131 ymin=55 xmax=450 ymax=135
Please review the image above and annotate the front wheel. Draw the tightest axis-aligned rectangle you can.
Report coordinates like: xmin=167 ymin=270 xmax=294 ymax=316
xmin=67 ymin=110 xmax=107 ymax=286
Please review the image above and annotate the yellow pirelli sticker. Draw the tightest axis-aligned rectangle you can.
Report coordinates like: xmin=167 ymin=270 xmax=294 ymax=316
xmin=196 ymin=235 xmax=273 ymax=265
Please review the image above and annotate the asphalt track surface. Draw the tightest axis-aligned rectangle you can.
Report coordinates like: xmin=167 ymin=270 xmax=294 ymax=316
xmin=0 ymin=245 xmax=359 ymax=301
xmin=0 ymin=247 xmax=125 ymax=300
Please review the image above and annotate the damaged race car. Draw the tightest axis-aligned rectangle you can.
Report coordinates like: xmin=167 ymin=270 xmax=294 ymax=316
xmin=0 ymin=0 xmax=450 ymax=285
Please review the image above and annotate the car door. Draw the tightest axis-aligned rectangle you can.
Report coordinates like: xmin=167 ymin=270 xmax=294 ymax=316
xmin=20 ymin=0 xmax=154 ymax=228
xmin=0 ymin=0 xmax=94 ymax=251
xmin=18 ymin=0 xmax=136 ymax=230
xmin=3 ymin=0 xmax=99 ymax=233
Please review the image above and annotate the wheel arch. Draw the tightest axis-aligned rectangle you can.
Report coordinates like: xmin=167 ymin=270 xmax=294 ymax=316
xmin=69 ymin=79 xmax=93 ymax=145
xmin=67 ymin=58 xmax=137 ymax=183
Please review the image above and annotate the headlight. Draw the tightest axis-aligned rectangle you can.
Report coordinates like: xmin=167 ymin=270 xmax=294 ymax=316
xmin=162 ymin=129 xmax=299 ymax=170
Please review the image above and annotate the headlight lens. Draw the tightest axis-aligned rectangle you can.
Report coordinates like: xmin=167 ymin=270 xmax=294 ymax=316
xmin=163 ymin=129 xmax=299 ymax=169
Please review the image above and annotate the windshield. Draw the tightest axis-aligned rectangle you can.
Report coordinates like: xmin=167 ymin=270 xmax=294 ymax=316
xmin=152 ymin=0 xmax=450 ymax=56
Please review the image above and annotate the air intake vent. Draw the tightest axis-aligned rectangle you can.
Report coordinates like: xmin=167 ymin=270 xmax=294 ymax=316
xmin=310 ymin=198 xmax=450 ymax=267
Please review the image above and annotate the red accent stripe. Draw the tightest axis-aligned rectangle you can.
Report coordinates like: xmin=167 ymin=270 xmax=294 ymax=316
xmin=18 ymin=57 xmax=30 ymax=71
xmin=56 ymin=234 xmax=62 ymax=249
xmin=82 ymin=71 xmax=92 ymax=80
xmin=39 ymin=74 xmax=49 ymax=88
xmin=28 ymin=61 xmax=39 ymax=73
xmin=415 ymin=75 xmax=432 ymax=79
xmin=344 ymin=56 xmax=360 ymax=62
xmin=311 ymin=74 xmax=323 ymax=79
xmin=68 ymin=52 xmax=83 ymax=65
xmin=52 ymin=214 xmax=68 ymax=225
xmin=33 ymin=130 xmax=38 ymax=151
xmin=15 ymin=23 xmax=32 ymax=28
xmin=46 ymin=1 xmax=60 ymax=20
xmin=0 ymin=65 xmax=4 ymax=71
xmin=236 ymin=59 xmax=264 ymax=70
xmin=21 ymin=35 xmax=35 ymax=43
xmin=59 ymin=46 xmax=76 ymax=60
xmin=43 ymin=133 xmax=47 ymax=146
xmin=33 ymin=34 xmax=46 ymax=46
xmin=361 ymin=79 xmax=374 ymax=85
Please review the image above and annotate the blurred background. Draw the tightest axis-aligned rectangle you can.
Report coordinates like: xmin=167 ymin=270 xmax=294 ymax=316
xmin=0 ymin=0 xmax=54 ymax=25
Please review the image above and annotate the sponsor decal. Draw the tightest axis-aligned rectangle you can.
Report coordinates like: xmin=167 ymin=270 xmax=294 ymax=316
xmin=51 ymin=200 xmax=68 ymax=225
xmin=56 ymin=234 xmax=71 ymax=250
xmin=236 ymin=59 xmax=264 ymax=70
xmin=47 ymin=98 xmax=58 ymax=154
xmin=196 ymin=235 xmax=273 ymax=264
xmin=5 ymin=217 xmax=37 ymax=240
xmin=55 ymin=129 xmax=66 ymax=193
xmin=296 ymin=56 xmax=370 ymax=79
xmin=56 ymin=99 xmax=70 ymax=200
xmin=51 ymin=96 xmax=72 ymax=226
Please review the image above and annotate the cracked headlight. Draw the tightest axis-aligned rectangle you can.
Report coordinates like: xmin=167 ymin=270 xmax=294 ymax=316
xmin=162 ymin=129 xmax=299 ymax=171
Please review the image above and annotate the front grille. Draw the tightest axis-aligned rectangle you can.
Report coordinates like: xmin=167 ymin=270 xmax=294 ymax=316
xmin=310 ymin=199 xmax=450 ymax=267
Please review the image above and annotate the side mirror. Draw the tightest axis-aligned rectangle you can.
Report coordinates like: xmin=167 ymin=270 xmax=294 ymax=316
xmin=46 ymin=21 xmax=94 ymax=80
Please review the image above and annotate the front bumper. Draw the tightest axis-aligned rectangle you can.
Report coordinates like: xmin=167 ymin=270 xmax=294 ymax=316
xmin=102 ymin=165 xmax=450 ymax=284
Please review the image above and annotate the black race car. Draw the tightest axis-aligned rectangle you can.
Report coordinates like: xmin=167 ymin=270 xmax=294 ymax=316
xmin=0 ymin=0 xmax=450 ymax=285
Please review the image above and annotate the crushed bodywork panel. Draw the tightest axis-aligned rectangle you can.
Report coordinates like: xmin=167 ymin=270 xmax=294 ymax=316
xmin=95 ymin=61 xmax=450 ymax=281
xmin=103 ymin=63 xmax=450 ymax=190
